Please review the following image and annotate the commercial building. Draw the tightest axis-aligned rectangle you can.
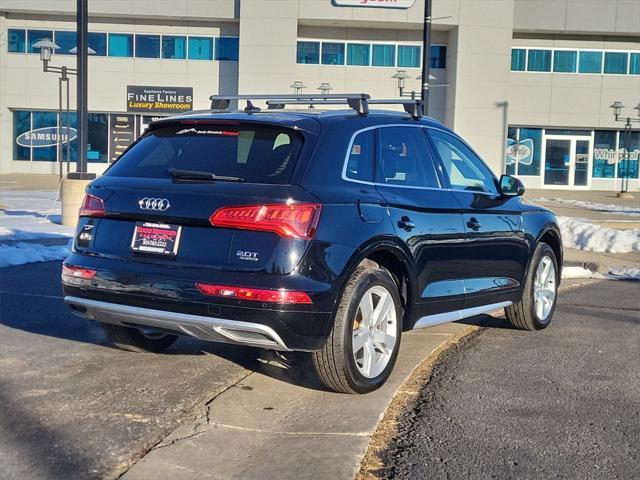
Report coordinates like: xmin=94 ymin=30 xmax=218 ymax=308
xmin=1 ymin=0 xmax=638 ymax=191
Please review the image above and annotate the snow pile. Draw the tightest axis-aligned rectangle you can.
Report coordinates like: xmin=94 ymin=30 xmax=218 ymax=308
xmin=608 ymin=267 xmax=640 ymax=280
xmin=533 ymin=197 xmax=640 ymax=217
xmin=561 ymin=266 xmax=604 ymax=279
xmin=0 ymin=190 xmax=73 ymax=241
xmin=0 ymin=241 xmax=71 ymax=268
xmin=557 ymin=216 xmax=640 ymax=253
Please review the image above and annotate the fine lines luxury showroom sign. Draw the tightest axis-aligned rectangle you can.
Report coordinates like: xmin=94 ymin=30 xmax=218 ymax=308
xmin=126 ymin=86 xmax=193 ymax=113
xmin=332 ymin=0 xmax=416 ymax=8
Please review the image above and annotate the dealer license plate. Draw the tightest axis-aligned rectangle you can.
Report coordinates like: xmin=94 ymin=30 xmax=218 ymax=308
xmin=131 ymin=222 xmax=182 ymax=256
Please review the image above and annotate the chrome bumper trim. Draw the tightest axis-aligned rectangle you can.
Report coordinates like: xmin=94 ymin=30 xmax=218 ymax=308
xmin=64 ymin=296 xmax=291 ymax=351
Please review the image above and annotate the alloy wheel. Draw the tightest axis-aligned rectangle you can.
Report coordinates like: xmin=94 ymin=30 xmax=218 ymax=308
xmin=533 ymin=255 xmax=556 ymax=322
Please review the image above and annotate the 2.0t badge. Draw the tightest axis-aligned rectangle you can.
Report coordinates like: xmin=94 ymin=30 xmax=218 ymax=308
xmin=138 ymin=197 xmax=171 ymax=211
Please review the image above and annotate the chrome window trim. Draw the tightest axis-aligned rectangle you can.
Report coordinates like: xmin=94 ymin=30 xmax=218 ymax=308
xmin=341 ymin=123 xmax=500 ymax=196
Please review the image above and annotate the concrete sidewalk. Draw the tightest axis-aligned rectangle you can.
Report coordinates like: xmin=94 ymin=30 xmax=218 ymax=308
xmin=122 ymin=322 xmax=472 ymax=480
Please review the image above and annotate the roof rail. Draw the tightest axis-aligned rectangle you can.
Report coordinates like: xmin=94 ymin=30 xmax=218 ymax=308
xmin=208 ymin=94 xmax=424 ymax=119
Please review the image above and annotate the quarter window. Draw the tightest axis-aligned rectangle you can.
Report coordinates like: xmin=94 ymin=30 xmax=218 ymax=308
xmin=345 ymin=130 xmax=375 ymax=182
xmin=376 ymin=127 xmax=439 ymax=188
xmin=429 ymin=130 xmax=497 ymax=194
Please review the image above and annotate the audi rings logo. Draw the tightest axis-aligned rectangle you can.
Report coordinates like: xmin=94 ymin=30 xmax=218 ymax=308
xmin=138 ymin=197 xmax=171 ymax=211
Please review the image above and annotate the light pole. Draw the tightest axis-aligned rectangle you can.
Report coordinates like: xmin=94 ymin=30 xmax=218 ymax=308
xmin=290 ymin=81 xmax=306 ymax=95
xmin=34 ymin=38 xmax=75 ymax=180
xmin=609 ymin=101 xmax=640 ymax=198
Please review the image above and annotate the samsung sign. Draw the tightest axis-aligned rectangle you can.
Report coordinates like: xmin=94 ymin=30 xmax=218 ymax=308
xmin=332 ymin=0 xmax=416 ymax=8
xmin=16 ymin=127 xmax=77 ymax=148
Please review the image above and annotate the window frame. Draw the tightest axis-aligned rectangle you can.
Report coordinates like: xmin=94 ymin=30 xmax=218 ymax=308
xmin=8 ymin=28 xmax=27 ymax=53
xmin=215 ymin=36 xmax=239 ymax=61
xmin=321 ymin=41 xmax=346 ymax=65
xmin=346 ymin=43 xmax=371 ymax=66
xmin=161 ymin=35 xmax=187 ymax=60
xmin=134 ymin=34 xmax=161 ymax=59
xmin=108 ymin=32 xmax=134 ymax=57
xmin=296 ymin=40 xmax=320 ymax=64
xmin=187 ymin=36 xmax=214 ymax=61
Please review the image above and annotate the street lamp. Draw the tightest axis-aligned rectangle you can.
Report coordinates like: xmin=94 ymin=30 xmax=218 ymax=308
xmin=34 ymin=38 xmax=76 ymax=180
xmin=317 ymin=82 xmax=333 ymax=96
xmin=392 ymin=71 xmax=440 ymax=102
xmin=290 ymin=81 xmax=306 ymax=95
xmin=609 ymin=101 xmax=640 ymax=198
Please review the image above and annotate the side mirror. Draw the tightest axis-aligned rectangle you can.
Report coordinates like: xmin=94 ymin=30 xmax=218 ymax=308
xmin=499 ymin=174 xmax=525 ymax=197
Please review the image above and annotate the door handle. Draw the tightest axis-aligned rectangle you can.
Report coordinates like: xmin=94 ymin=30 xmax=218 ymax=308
xmin=398 ymin=216 xmax=415 ymax=232
xmin=466 ymin=218 xmax=481 ymax=231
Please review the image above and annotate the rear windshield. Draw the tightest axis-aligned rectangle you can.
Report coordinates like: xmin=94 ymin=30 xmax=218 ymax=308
xmin=106 ymin=124 xmax=304 ymax=184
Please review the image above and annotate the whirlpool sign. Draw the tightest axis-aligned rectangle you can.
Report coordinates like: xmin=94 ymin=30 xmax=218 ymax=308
xmin=16 ymin=126 xmax=77 ymax=148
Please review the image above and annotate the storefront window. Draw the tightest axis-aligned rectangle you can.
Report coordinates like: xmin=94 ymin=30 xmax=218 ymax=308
xmin=27 ymin=29 xmax=53 ymax=53
xmin=296 ymin=41 xmax=320 ymax=64
xmin=109 ymin=33 xmax=133 ymax=57
xmin=527 ymin=49 xmax=551 ymax=72
xmin=592 ymin=130 xmax=617 ymax=178
xmin=54 ymin=31 xmax=76 ymax=55
xmin=553 ymin=50 xmax=577 ymax=73
xmin=511 ymin=49 xmax=526 ymax=71
xmin=321 ymin=42 xmax=345 ymax=65
xmin=13 ymin=110 xmax=31 ymax=161
xmin=188 ymin=37 xmax=213 ymax=60
xmin=88 ymin=32 xmax=107 ymax=56
xmin=398 ymin=45 xmax=421 ymax=68
xmin=215 ymin=37 xmax=239 ymax=61
xmin=430 ymin=45 xmax=446 ymax=69
xmin=162 ymin=36 xmax=186 ymax=59
xmin=618 ymin=130 xmax=640 ymax=179
xmin=8 ymin=29 xmax=26 ymax=53
xmin=135 ymin=34 xmax=160 ymax=58
xmin=372 ymin=44 xmax=395 ymax=67
xmin=61 ymin=112 xmax=78 ymax=162
xmin=578 ymin=51 xmax=602 ymax=73
xmin=505 ymin=127 xmax=518 ymax=175
xmin=516 ymin=128 xmax=542 ymax=176
xmin=604 ymin=52 xmax=628 ymax=74
xmin=31 ymin=111 xmax=58 ymax=161
xmin=88 ymin=114 xmax=109 ymax=163
xmin=347 ymin=44 xmax=370 ymax=66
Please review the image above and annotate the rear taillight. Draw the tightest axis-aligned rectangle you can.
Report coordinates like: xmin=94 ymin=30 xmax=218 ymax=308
xmin=209 ymin=203 xmax=321 ymax=240
xmin=62 ymin=265 xmax=97 ymax=280
xmin=79 ymin=194 xmax=106 ymax=218
xmin=196 ymin=283 xmax=312 ymax=304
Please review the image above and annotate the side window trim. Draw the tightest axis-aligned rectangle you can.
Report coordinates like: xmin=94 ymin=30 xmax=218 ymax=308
xmin=341 ymin=124 xmax=445 ymax=191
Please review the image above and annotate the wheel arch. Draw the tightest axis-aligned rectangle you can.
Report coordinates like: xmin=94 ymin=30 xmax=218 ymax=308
xmin=530 ymin=225 xmax=563 ymax=281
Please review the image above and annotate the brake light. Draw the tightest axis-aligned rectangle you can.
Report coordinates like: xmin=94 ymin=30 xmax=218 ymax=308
xmin=62 ymin=265 xmax=97 ymax=280
xmin=79 ymin=194 xmax=106 ymax=217
xmin=210 ymin=203 xmax=321 ymax=240
xmin=196 ymin=283 xmax=312 ymax=304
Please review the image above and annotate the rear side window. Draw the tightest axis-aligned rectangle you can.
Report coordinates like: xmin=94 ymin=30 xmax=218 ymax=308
xmin=345 ymin=130 xmax=375 ymax=182
xmin=428 ymin=129 xmax=498 ymax=194
xmin=376 ymin=127 xmax=439 ymax=188
xmin=107 ymin=124 xmax=303 ymax=184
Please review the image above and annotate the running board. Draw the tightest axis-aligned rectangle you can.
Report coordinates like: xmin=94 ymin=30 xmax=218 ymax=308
xmin=413 ymin=301 xmax=512 ymax=330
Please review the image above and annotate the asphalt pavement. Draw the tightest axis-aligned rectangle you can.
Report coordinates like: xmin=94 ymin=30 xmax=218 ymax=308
xmin=381 ymin=280 xmax=640 ymax=479
xmin=0 ymin=261 xmax=256 ymax=479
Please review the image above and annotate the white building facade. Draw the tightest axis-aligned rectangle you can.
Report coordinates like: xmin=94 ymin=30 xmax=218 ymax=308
xmin=1 ymin=0 xmax=638 ymax=191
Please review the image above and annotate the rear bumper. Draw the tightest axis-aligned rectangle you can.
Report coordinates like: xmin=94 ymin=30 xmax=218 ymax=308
xmin=65 ymin=296 xmax=291 ymax=351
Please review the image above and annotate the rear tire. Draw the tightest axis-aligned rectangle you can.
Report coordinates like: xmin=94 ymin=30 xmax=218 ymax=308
xmin=506 ymin=242 xmax=558 ymax=330
xmin=311 ymin=262 xmax=402 ymax=394
xmin=103 ymin=324 xmax=179 ymax=353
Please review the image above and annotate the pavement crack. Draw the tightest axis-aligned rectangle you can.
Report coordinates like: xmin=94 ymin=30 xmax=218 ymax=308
xmin=208 ymin=422 xmax=371 ymax=437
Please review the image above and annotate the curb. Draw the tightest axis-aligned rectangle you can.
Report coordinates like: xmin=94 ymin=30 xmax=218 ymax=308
xmin=354 ymin=278 xmax=599 ymax=479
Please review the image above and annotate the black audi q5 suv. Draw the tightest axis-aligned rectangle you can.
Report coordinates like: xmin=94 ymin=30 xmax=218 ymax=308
xmin=62 ymin=94 xmax=562 ymax=394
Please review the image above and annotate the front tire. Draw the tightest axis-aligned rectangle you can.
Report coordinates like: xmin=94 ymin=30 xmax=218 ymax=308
xmin=311 ymin=262 xmax=402 ymax=394
xmin=103 ymin=324 xmax=179 ymax=353
xmin=506 ymin=243 xmax=559 ymax=330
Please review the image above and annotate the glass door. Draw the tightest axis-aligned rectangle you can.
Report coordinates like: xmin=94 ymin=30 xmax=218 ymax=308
xmin=544 ymin=136 xmax=592 ymax=188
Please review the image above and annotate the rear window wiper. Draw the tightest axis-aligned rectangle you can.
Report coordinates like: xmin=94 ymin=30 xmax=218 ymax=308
xmin=168 ymin=167 xmax=244 ymax=182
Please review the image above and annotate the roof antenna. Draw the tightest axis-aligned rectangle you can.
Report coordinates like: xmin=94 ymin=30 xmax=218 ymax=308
xmin=245 ymin=100 xmax=261 ymax=113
